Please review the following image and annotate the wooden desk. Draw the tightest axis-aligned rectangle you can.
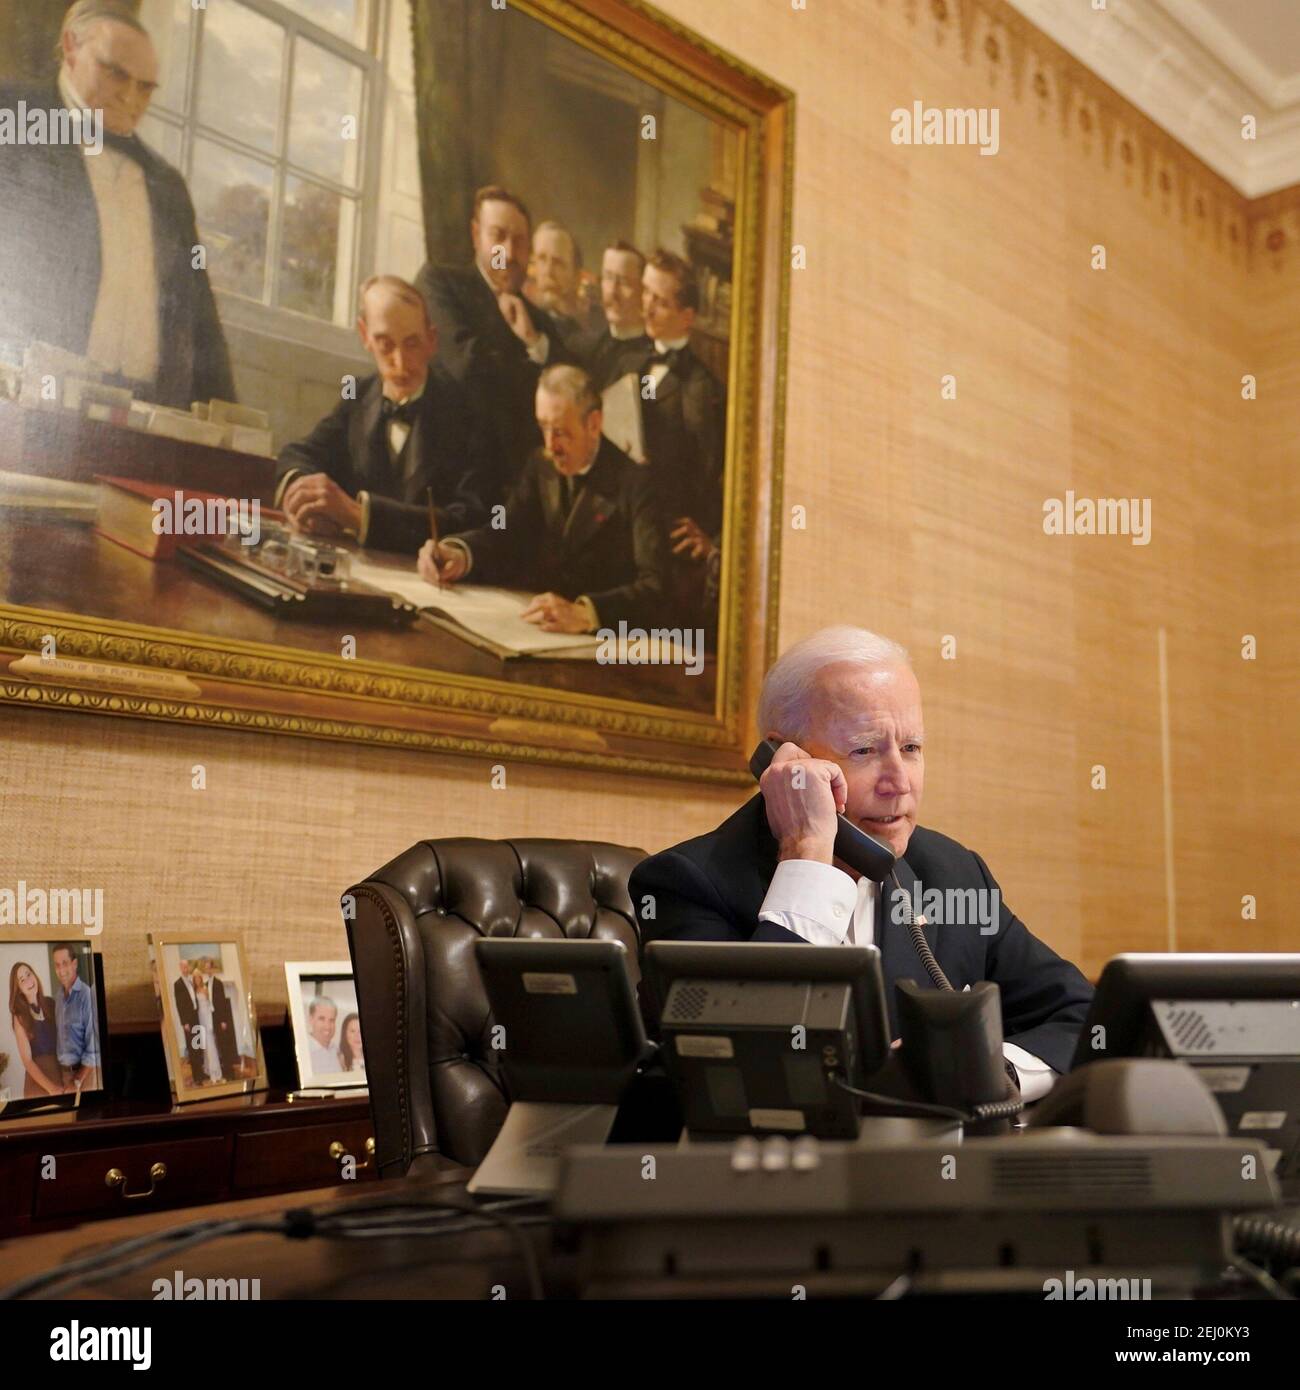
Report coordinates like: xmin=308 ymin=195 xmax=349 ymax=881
xmin=0 ymin=1168 xmax=565 ymax=1300
xmin=0 ymin=1089 xmax=377 ymax=1241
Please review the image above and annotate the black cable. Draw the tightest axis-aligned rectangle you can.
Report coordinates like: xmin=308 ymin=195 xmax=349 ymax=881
xmin=1234 ymin=1212 xmax=1300 ymax=1268
xmin=315 ymin=1192 xmax=548 ymax=1297
xmin=3 ymin=1216 xmax=280 ymax=1301
xmin=1227 ymin=1255 xmax=1294 ymax=1301
xmin=969 ymin=1097 xmax=1025 ymax=1121
xmin=890 ymin=869 xmax=953 ymax=991
xmin=834 ymin=1075 xmax=1022 ymax=1124
xmin=833 ymin=1075 xmax=966 ymax=1121
xmin=318 ymin=1194 xmax=544 ymax=1236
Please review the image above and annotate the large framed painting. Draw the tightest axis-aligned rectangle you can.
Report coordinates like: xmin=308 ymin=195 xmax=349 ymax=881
xmin=0 ymin=0 xmax=792 ymax=782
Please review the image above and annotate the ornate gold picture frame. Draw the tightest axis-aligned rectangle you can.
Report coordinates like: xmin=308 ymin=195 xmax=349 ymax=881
xmin=0 ymin=0 xmax=792 ymax=783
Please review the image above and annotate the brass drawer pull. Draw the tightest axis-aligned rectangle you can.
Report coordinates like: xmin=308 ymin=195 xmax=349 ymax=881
xmin=105 ymin=1162 xmax=167 ymax=1200
xmin=328 ymin=1137 xmax=375 ymax=1169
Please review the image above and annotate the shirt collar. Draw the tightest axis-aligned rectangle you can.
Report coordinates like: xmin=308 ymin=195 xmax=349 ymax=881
xmin=383 ymin=379 xmax=425 ymax=408
xmin=654 ymin=335 xmax=690 ymax=354
xmin=559 ymin=448 xmax=599 ymax=480
xmin=58 ymin=68 xmax=85 ymax=112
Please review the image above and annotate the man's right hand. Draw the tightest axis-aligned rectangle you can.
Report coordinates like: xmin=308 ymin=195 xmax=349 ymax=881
xmin=417 ymin=539 xmax=468 ymax=585
xmin=497 ymin=292 xmax=539 ymax=347
xmin=759 ymin=739 xmax=846 ymax=866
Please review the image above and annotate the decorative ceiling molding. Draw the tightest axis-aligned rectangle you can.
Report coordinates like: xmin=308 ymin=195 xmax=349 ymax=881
xmin=1005 ymin=0 xmax=1300 ymax=197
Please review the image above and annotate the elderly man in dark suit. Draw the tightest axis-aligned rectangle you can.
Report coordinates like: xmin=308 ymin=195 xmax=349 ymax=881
xmin=414 ymin=186 xmax=572 ymax=505
xmin=275 ymin=276 xmax=489 ymax=554
xmin=419 ymin=365 xmax=667 ymax=635
xmin=632 ymin=627 xmax=1094 ymax=1093
xmin=0 ymin=0 xmax=234 ymax=409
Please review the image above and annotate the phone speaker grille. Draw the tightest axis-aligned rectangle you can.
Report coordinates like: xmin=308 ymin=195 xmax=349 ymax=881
xmin=993 ymin=1154 xmax=1154 ymax=1198
xmin=667 ymin=984 xmax=710 ymax=1022
xmin=1163 ymin=1007 xmax=1218 ymax=1053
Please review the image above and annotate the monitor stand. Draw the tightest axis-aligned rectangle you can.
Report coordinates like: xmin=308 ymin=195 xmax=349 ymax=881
xmin=467 ymin=1101 xmax=619 ymax=1197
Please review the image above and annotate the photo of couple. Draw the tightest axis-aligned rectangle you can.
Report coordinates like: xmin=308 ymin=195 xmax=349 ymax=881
xmin=0 ymin=942 xmax=102 ymax=1103
xmin=150 ymin=936 xmax=263 ymax=1101
xmin=305 ymin=995 xmax=363 ymax=1078
xmin=286 ymin=965 xmax=366 ymax=1089
xmin=171 ymin=952 xmax=245 ymax=1087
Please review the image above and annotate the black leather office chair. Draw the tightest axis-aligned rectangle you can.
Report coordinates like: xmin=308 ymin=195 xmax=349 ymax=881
xmin=343 ymin=837 xmax=645 ymax=1177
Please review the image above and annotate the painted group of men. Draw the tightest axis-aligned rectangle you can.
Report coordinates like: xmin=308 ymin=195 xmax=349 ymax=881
xmin=0 ymin=1 xmax=727 ymax=641
xmin=277 ymin=187 xmax=727 ymax=637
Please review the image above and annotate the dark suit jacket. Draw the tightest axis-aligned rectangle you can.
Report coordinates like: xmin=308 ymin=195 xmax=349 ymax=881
xmin=0 ymin=83 xmax=235 ymax=410
xmin=209 ymin=976 xmax=239 ymax=1078
xmin=631 ymin=796 xmax=1094 ymax=1075
xmin=173 ymin=976 xmax=206 ymax=1083
xmin=572 ymin=326 xmax=652 ymax=392
xmin=275 ymin=369 xmax=489 ymax=554
xmin=414 ymin=262 xmax=572 ymax=501
xmin=638 ymin=343 xmax=726 ymax=536
xmin=448 ymin=436 xmax=667 ymax=629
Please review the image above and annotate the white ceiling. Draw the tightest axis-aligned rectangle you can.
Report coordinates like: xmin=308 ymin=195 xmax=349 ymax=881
xmin=1006 ymin=0 xmax=1300 ymax=196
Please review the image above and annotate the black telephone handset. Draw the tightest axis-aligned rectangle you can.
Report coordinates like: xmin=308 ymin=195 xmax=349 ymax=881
xmin=750 ymin=737 xmax=953 ymax=992
xmin=749 ymin=737 xmax=897 ymax=882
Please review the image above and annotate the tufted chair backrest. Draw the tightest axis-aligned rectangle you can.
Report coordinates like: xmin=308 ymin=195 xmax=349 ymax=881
xmin=344 ymin=837 xmax=645 ymax=1175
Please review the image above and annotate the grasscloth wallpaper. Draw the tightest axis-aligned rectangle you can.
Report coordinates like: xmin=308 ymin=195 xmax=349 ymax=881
xmin=1 ymin=0 xmax=1295 ymax=1023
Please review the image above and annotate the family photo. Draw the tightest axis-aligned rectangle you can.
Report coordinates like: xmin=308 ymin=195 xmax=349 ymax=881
xmin=150 ymin=936 xmax=263 ymax=1100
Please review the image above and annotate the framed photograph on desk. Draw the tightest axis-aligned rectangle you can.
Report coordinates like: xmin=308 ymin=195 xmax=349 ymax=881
xmin=148 ymin=934 xmax=266 ymax=1104
xmin=0 ymin=937 xmax=107 ymax=1118
xmin=0 ymin=0 xmax=792 ymax=784
xmin=285 ymin=960 xmax=367 ymax=1092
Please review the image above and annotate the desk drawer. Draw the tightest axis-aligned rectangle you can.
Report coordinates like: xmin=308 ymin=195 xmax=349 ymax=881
xmin=233 ymin=1119 xmax=377 ymax=1192
xmin=31 ymin=1137 xmax=229 ymax=1220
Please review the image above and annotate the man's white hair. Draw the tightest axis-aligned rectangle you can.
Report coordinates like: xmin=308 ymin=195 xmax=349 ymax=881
xmin=58 ymin=0 xmax=149 ymax=61
xmin=758 ymin=625 xmax=911 ymax=743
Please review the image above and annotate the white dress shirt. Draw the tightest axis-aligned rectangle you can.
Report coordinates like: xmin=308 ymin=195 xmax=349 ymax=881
xmin=308 ymin=1037 xmax=340 ymax=1076
xmin=59 ymin=71 xmax=160 ymax=385
xmin=384 ymin=381 xmax=423 ymax=460
xmin=758 ymin=859 xmax=1056 ymax=1101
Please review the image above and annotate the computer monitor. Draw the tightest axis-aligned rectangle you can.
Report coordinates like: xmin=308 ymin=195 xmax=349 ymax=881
xmin=1072 ymin=953 xmax=1300 ymax=1187
xmin=474 ymin=938 xmax=648 ymax=1104
xmin=642 ymin=941 xmax=892 ymax=1140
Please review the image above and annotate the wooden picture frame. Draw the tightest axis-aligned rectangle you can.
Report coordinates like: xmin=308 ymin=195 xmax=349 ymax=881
xmin=148 ymin=933 xmax=266 ymax=1104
